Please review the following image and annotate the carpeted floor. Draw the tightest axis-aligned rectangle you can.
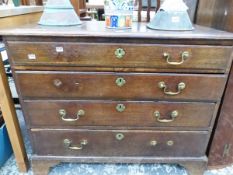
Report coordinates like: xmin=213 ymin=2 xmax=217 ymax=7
xmin=0 ymin=110 xmax=233 ymax=175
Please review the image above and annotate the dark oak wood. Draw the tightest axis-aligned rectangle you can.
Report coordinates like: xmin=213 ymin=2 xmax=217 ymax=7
xmin=6 ymin=41 xmax=232 ymax=73
xmin=23 ymin=100 xmax=216 ymax=129
xmin=138 ymin=0 xmax=142 ymax=22
xmin=31 ymin=129 xmax=209 ymax=157
xmin=10 ymin=65 xmax=233 ymax=74
xmin=32 ymin=159 xmax=60 ymax=175
xmin=1 ymin=22 xmax=233 ymax=41
xmin=196 ymin=0 xmax=217 ymax=27
xmin=196 ymin=0 xmax=233 ymax=32
xmin=208 ymin=64 xmax=233 ymax=169
xmin=137 ymin=0 xmax=160 ymax=22
xmin=31 ymin=156 xmax=208 ymax=175
xmin=1 ymin=21 xmax=233 ymax=175
xmin=4 ymin=36 xmax=233 ymax=48
xmin=195 ymin=1 xmax=233 ymax=169
xmin=15 ymin=71 xmax=227 ymax=101
xmin=210 ymin=0 xmax=233 ymax=32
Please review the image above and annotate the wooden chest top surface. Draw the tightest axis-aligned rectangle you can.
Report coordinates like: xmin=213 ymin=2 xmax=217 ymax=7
xmin=1 ymin=21 xmax=233 ymax=41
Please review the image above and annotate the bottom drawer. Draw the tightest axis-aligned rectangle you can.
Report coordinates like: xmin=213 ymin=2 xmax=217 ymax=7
xmin=32 ymin=129 xmax=209 ymax=157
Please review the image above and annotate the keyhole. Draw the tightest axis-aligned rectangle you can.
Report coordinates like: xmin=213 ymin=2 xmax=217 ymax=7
xmin=116 ymin=77 xmax=126 ymax=87
xmin=116 ymin=133 xmax=124 ymax=141
xmin=115 ymin=48 xmax=125 ymax=59
xmin=116 ymin=104 xmax=126 ymax=112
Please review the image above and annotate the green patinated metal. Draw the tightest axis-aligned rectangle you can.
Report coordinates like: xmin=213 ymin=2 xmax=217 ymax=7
xmin=147 ymin=0 xmax=194 ymax=31
xmin=38 ymin=0 xmax=82 ymax=26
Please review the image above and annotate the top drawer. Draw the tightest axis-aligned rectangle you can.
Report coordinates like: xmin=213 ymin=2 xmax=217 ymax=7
xmin=6 ymin=41 xmax=232 ymax=73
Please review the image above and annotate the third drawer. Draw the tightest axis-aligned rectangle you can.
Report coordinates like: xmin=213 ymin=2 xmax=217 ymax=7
xmin=23 ymin=100 xmax=216 ymax=129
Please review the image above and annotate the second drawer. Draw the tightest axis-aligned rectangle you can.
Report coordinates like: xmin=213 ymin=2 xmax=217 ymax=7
xmin=15 ymin=71 xmax=226 ymax=101
xmin=23 ymin=100 xmax=215 ymax=129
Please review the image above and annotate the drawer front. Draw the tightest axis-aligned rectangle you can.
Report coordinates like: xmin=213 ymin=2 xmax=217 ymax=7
xmin=7 ymin=41 xmax=232 ymax=72
xmin=24 ymin=100 xmax=215 ymax=128
xmin=32 ymin=130 xmax=209 ymax=157
xmin=16 ymin=71 xmax=226 ymax=101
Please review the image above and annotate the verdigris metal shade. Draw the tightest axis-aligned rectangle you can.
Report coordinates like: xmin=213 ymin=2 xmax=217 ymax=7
xmin=147 ymin=0 xmax=194 ymax=31
xmin=38 ymin=0 xmax=82 ymax=26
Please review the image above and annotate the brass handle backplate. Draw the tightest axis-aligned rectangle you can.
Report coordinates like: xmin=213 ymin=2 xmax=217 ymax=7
xmin=150 ymin=140 xmax=158 ymax=146
xmin=59 ymin=109 xmax=85 ymax=122
xmin=116 ymin=104 xmax=126 ymax=112
xmin=53 ymin=79 xmax=63 ymax=87
xmin=63 ymin=139 xmax=88 ymax=150
xmin=158 ymin=81 xmax=186 ymax=96
xmin=116 ymin=77 xmax=126 ymax=87
xmin=115 ymin=48 xmax=125 ymax=59
xmin=150 ymin=140 xmax=174 ymax=146
xmin=154 ymin=110 xmax=178 ymax=123
xmin=163 ymin=51 xmax=190 ymax=65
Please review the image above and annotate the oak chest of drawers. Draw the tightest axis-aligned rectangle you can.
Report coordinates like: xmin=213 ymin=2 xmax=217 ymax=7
xmin=2 ymin=21 xmax=233 ymax=175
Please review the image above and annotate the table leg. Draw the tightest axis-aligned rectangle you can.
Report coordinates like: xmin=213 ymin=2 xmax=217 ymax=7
xmin=0 ymin=53 xmax=29 ymax=172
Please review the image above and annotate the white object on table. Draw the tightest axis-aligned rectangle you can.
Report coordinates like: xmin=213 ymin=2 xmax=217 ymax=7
xmin=0 ymin=6 xmax=44 ymax=18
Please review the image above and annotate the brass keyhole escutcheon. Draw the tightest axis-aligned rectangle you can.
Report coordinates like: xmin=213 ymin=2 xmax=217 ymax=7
xmin=167 ymin=140 xmax=174 ymax=146
xmin=115 ymin=48 xmax=125 ymax=59
xmin=116 ymin=133 xmax=125 ymax=141
xmin=116 ymin=77 xmax=126 ymax=87
xmin=116 ymin=104 xmax=126 ymax=112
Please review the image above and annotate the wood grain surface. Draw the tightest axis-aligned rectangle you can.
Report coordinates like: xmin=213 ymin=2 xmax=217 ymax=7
xmin=6 ymin=41 xmax=232 ymax=73
xmin=208 ymin=64 xmax=233 ymax=168
xmin=1 ymin=22 xmax=233 ymax=41
xmin=2 ymin=21 xmax=233 ymax=175
xmin=0 ymin=51 xmax=29 ymax=172
xmin=31 ymin=129 xmax=209 ymax=157
xmin=196 ymin=0 xmax=233 ymax=32
xmin=14 ymin=71 xmax=227 ymax=101
xmin=23 ymin=100 xmax=216 ymax=129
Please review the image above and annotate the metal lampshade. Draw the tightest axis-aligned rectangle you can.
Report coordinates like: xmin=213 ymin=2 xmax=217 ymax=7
xmin=147 ymin=0 xmax=194 ymax=31
xmin=38 ymin=0 xmax=82 ymax=26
